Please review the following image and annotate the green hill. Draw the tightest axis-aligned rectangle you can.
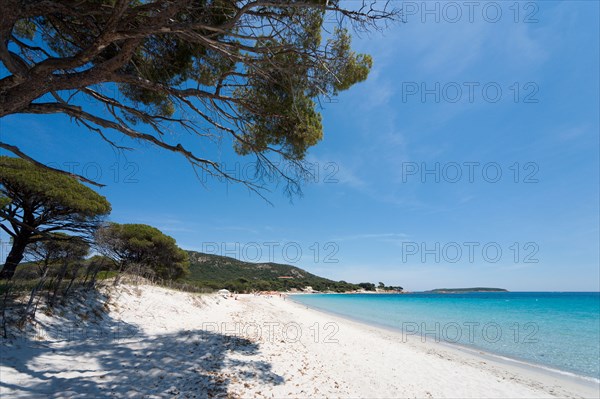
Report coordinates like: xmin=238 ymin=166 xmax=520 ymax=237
xmin=184 ymin=251 xmax=360 ymax=292
xmin=5 ymin=250 xmax=387 ymax=294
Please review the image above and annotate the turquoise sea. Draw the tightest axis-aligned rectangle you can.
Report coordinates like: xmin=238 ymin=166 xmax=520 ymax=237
xmin=291 ymin=292 xmax=600 ymax=381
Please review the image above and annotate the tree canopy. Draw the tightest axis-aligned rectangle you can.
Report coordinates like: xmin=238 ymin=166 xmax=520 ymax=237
xmin=95 ymin=223 xmax=189 ymax=280
xmin=26 ymin=233 xmax=90 ymax=268
xmin=0 ymin=156 xmax=111 ymax=279
xmin=0 ymin=0 xmax=397 ymax=192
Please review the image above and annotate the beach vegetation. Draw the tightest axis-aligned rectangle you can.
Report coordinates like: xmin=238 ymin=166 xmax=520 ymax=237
xmin=0 ymin=156 xmax=111 ymax=280
xmin=358 ymin=282 xmax=376 ymax=291
xmin=95 ymin=223 xmax=189 ymax=281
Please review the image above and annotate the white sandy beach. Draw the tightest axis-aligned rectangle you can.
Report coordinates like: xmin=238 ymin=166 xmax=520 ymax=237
xmin=1 ymin=283 xmax=598 ymax=398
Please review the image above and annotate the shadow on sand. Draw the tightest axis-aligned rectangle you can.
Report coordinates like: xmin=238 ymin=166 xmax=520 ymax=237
xmin=0 ymin=289 xmax=284 ymax=398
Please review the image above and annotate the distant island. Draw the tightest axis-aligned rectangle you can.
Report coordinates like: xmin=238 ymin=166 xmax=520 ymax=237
xmin=426 ymin=287 xmax=508 ymax=293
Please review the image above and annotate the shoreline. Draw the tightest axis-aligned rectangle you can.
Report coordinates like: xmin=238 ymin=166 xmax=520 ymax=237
xmin=281 ymin=295 xmax=599 ymax=398
xmin=288 ymin=295 xmax=600 ymax=386
xmin=2 ymin=284 xmax=599 ymax=398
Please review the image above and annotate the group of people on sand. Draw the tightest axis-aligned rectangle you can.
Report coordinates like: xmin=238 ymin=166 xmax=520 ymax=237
xmin=220 ymin=290 xmax=289 ymax=300
xmin=254 ymin=291 xmax=287 ymax=300
xmin=223 ymin=291 xmax=288 ymax=300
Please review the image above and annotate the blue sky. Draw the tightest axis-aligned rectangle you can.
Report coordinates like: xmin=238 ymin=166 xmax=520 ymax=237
xmin=1 ymin=1 xmax=598 ymax=291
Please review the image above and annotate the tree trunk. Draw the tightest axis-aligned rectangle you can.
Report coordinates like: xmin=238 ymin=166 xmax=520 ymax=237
xmin=23 ymin=264 xmax=49 ymax=320
xmin=0 ymin=238 xmax=28 ymax=280
xmin=63 ymin=263 xmax=80 ymax=296
xmin=50 ymin=261 xmax=69 ymax=307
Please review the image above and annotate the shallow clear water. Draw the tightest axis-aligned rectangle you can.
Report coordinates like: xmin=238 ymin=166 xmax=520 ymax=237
xmin=292 ymin=292 xmax=600 ymax=380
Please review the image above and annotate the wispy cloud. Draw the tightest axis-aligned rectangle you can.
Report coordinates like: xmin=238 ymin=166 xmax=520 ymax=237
xmin=556 ymin=124 xmax=592 ymax=142
xmin=305 ymin=154 xmax=367 ymax=190
xmin=214 ymin=226 xmax=260 ymax=235
xmin=125 ymin=215 xmax=197 ymax=235
xmin=333 ymin=233 xmax=409 ymax=242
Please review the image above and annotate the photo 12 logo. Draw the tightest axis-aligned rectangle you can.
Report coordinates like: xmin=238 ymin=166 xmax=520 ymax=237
xmin=400 ymin=321 xmax=539 ymax=344
xmin=198 ymin=161 xmax=340 ymax=185
xmin=45 ymin=159 xmax=139 ymax=184
xmin=400 ymin=241 xmax=540 ymax=263
xmin=201 ymin=241 xmax=340 ymax=264
xmin=0 ymin=238 xmax=10 ymax=260
xmin=401 ymin=2 xmax=540 ymax=24
xmin=201 ymin=321 xmax=340 ymax=344
xmin=401 ymin=162 xmax=539 ymax=183
xmin=401 ymin=82 xmax=539 ymax=104
xmin=21 ymin=321 xmax=138 ymax=342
